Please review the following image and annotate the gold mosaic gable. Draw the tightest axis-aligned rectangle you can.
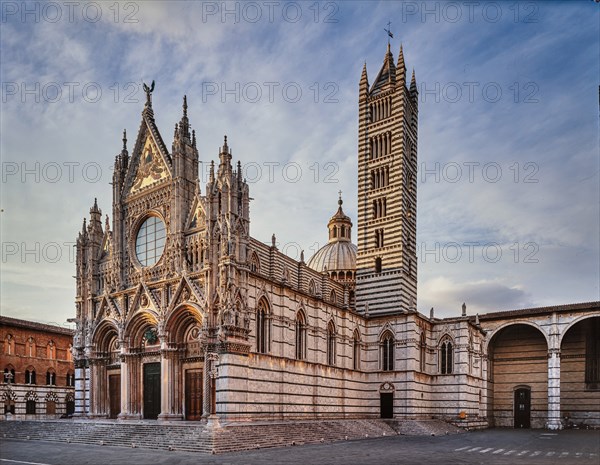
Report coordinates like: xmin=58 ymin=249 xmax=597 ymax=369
xmin=130 ymin=135 xmax=169 ymax=193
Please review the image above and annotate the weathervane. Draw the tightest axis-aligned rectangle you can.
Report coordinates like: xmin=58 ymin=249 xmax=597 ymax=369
xmin=384 ymin=21 xmax=393 ymax=44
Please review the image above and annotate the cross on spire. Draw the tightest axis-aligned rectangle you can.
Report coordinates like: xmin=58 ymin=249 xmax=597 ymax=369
xmin=384 ymin=20 xmax=393 ymax=44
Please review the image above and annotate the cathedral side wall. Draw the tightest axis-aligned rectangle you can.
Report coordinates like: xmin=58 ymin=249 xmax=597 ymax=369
xmin=216 ymin=353 xmax=375 ymax=420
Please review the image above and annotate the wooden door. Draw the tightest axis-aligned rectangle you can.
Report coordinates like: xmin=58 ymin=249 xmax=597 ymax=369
xmin=514 ymin=388 xmax=531 ymax=428
xmin=46 ymin=401 xmax=56 ymax=415
xmin=109 ymin=374 xmax=121 ymax=419
xmin=143 ymin=363 xmax=161 ymax=420
xmin=185 ymin=369 xmax=203 ymax=420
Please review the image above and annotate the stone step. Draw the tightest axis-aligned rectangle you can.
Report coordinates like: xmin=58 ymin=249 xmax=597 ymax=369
xmin=0 ymin=418 xmax=461 ymax=454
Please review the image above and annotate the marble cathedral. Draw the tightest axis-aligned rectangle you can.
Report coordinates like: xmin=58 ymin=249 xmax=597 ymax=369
xmin=73 ymin=44 xmax=600 ymax=429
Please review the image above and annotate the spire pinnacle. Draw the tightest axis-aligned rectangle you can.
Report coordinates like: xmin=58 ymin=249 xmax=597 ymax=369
xmin=338 ymin=190 xmax=343 ymax=206
xmin=177 ymin=95 xmax=190 ymax=141
xmin=360 ymin=62 xmax=369 ymax=90
xmin=410 ymin=69 xmax=418 ymax=94
xmin=122 ymin=129 xmax=127 ymax=151
xmin=398 ymin=44 xmax=405 ymax=70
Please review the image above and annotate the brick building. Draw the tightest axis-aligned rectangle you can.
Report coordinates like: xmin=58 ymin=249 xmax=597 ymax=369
xmin=1 ymin=316 xmax=75 ymax=418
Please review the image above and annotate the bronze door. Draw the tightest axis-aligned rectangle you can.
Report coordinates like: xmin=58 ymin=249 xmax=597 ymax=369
xmin=109 ymin=374 xmax=121 ymax=419
xmin=185 ymin=369 xmax=203 ymax=420
xmin=143 ymin=363 xmax=161 ymax=419
xmin=514 ymin=388 xmax=531 ymax=428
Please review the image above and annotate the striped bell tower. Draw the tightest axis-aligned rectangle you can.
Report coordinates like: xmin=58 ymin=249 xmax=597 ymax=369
xmin=356 ymin=43 xmax=419 ymax=316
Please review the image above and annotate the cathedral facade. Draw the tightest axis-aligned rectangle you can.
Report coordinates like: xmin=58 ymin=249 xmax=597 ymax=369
xmin=72 ymin=44 xmax=600 ymax=429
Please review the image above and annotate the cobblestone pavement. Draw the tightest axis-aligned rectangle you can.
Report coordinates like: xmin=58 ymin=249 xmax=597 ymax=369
xmin=1 ymin=429 xmax=599 ymax=465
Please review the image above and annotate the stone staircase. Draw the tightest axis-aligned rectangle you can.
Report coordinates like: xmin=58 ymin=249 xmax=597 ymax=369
xmin=0 ymin=420 xmax=213 ymax=452
xmin=0 ymin=418 xmax=462 ymax=454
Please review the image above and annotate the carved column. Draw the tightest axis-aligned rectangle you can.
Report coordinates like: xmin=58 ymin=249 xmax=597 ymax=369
xmin=119 ymin=353 xmax=141 ymax=419
xmin=158 ymin=345 xmax=183 ymax=421
xmin=202 ymin=349 xmax=211 ymax=418
xmin=118 ymin=343 xmax=130 ymax=419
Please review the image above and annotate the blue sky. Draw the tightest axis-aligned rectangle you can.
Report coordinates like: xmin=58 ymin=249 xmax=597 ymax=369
xmin=1 ymin=0 xmax=598 ymax=326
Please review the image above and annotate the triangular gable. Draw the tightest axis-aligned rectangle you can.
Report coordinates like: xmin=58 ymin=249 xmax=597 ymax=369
xmin=123 ymin=114 xmax=172 ymax=197
xmin=185 ymin=196 xmax=206 ymax=231
xmin=99 ymin=232 xmax=112 ymax=260
xmin=130 ymin=282 xmax=161 ymax=315
xmin=96 ymin=294 xmax=121 ymax=321
xmin=370 ymin=49 xmax=396 ymax=96
xmin=168 ymin=276 xmax=206 ymax=312
xmin=130 ymin=134 xmax=169 ymax=193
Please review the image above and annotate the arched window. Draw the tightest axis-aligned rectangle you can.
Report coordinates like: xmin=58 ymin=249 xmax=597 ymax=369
xmin=353 ymin=330 xmax=361 ymax=370
xmin=28 ymin=337 xmax=36 ymax=357
xmin=47 ymin=341 xmax=56 ymax=360
xmin=439 ymin=337 xmax=454 ymax=375
xmin=3 ymin=366 xmax=15 ymax=384
xmin=295 ymin=311 xmax=307 ymax=360
xmin=256 ymin=298 xmax=269 ymax=354
xmin=308 ymin=279 xmax=316 ymax=296
xmin=46 ymin=369 xmax=56 ymax=386
xmin=66 ymin=371 xmax=75 ymax=387
xmin=330 ymin=289 xmax=337 ymax=304
xmin=4 ymin=335 xmax=14 ymax=355
xmin=249 ymin=252 xmax=260 ymax=273
xmin=375 ymin=257 xmax=382 ymax=273
xmin=381 ymin=331 xmax=395 ymax=371
xmin=25 ymin=367 xmax=36 ymax=385
xmin=327 ymin=322 xmax=336 ymax=366
xmin=420 ymin=333 xmax=427 ymax=372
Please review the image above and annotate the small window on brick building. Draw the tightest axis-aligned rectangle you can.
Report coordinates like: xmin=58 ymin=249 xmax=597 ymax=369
xmin=66 ymin=371 xmax=75 ymax=387
xmin=28 ymin=337 xmax=36 ymax=357
xmin=3 ymin=366 xmax=15 ymax=384
xmin=4 ymin=335 xmax=14 ymax=355
xmin=25 ymin=367 xmax=36 ymax=385
xmin=47 ymin=341 xmax=56 ymax=360
xmin=46 ymin=369 xmax=56 ymax=386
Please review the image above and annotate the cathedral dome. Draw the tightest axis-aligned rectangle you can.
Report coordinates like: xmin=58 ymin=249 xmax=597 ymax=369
xmin=307 ymin=194 xmax=357 ymax=280
xmin=307 ymin=241 xmax=357 ymax=273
